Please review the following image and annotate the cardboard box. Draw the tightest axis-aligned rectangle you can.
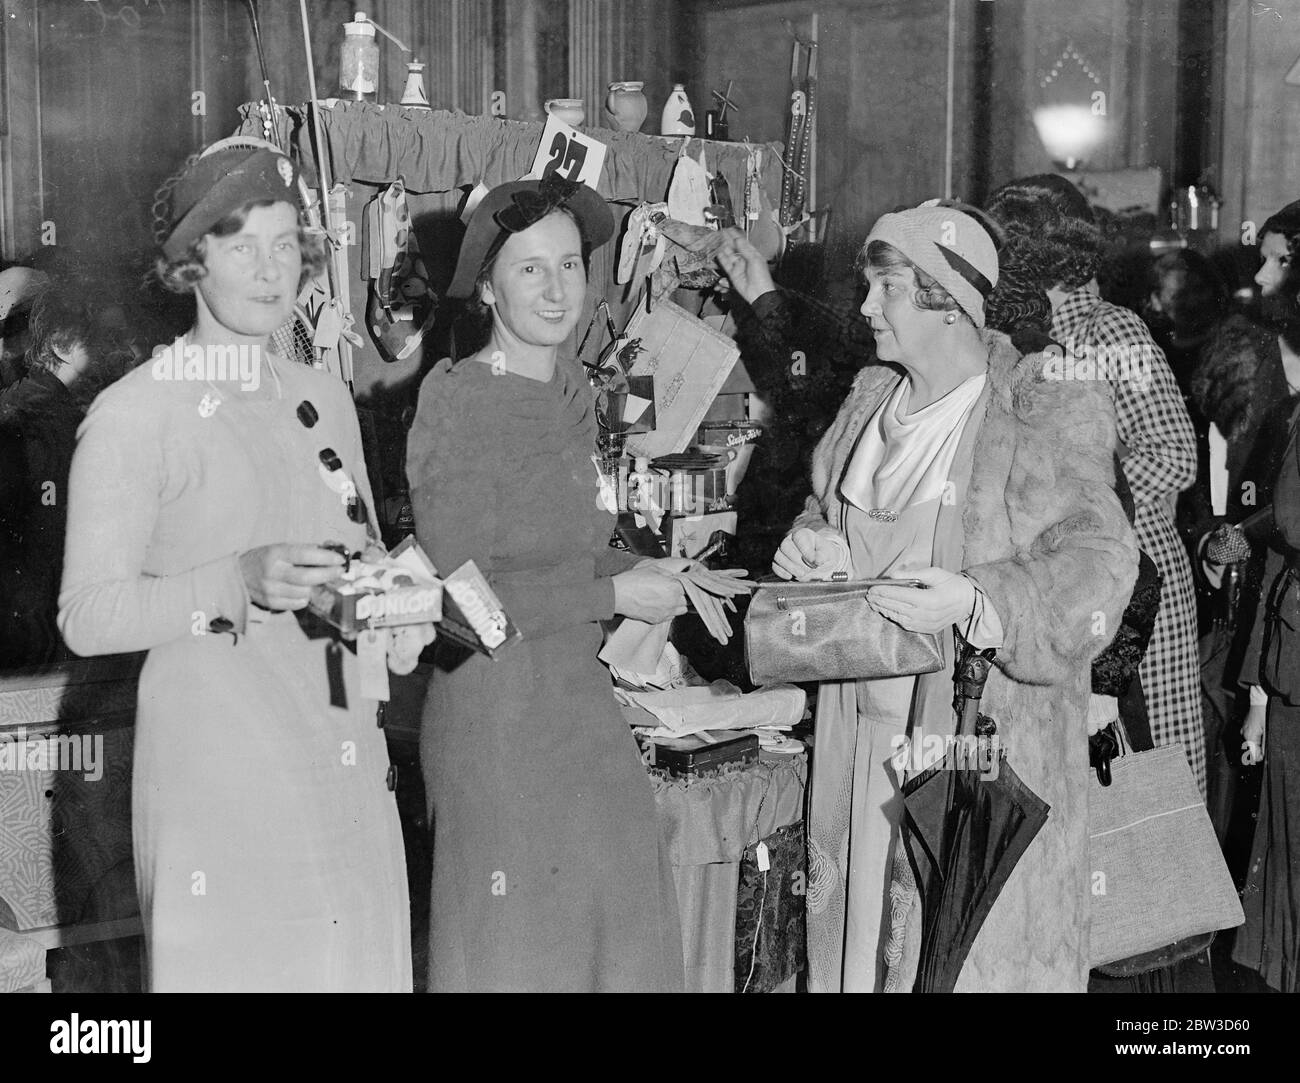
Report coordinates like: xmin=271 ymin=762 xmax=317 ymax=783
xmin=309 ymin=571 xmax=443 ymax=638
xmin=309 ymin=535 xmax=442 ymax=638
xmin=438 ymin=560 xmax=521 ymax=657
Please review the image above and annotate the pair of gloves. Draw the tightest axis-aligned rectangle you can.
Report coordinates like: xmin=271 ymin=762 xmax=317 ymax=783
xmin=645 ymin=558 xmax=753 ymax=643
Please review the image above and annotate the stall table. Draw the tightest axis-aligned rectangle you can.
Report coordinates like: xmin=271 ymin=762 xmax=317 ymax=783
xmin=384 ymin=667 xmax=807 ymax=992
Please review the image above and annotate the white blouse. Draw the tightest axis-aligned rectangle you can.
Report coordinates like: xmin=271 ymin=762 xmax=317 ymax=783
xmin=839 ymin=372 xmax=987 ymax=517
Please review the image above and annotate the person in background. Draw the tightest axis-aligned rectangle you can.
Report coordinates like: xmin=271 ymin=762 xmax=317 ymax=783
xmin=984 ymin=250 xmax=1164 ymax=760
xmin=1144 ymin=249 xmax=1233 ymax=397
xmin=58 ymin=145 xmax=417 ymax=991
xmin=713 ymin=237 xmax=872 ymax=575
xmin=1191 ymin=201 xmax=1300 ymax=549
xmin=986 ymin=175 xmax=1206 ymax=798
xmin=990 ymin=249 xmax=1217 ymax=991
xmin=717 ymin=202 xmax=1136 ymax=992
xmin=1150 ymin=243 xmax=1287 ymax=842
xmin=1228 ymin=200 xmax=1300 ymax=993
xmin=0 ymin=265 xmax=50 ymax=388
xmin=0 ymin=278 xmax=133 ymax=667
xmin=1235 ymin=355 xmax=1300 ymax=993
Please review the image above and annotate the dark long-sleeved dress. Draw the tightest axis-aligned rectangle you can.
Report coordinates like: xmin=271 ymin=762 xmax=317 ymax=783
xmin=1 ymin=368 xmax=82 ymax=666
xmin=406 ymin=355 xmax=684 ymax=992
xmin=1234 ymin=399 xmax=1300 ymax=993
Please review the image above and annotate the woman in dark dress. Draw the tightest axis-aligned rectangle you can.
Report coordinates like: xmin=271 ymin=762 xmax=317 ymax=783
xmin=406 ymin=178 xmax=727 ymax=991
xmin=1233 ymin=201 xmax=1300 ymax=993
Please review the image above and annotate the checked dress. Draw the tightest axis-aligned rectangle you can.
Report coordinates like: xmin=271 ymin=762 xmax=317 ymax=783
xmin=1053 ymin=285 xmax=1206 ymax=796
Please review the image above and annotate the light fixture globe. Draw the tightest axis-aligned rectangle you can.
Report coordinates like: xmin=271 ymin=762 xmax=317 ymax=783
xmin=1032 ymin=103 xmax=1105 ymax=171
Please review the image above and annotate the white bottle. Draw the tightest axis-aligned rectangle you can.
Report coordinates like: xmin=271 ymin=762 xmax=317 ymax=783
xmin=661 ymin=84 xmax=696 ymax=136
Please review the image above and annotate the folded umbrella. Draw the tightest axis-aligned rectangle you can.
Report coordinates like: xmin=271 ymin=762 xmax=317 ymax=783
xmin=900 ymin=634 xmax=1050 ymax=993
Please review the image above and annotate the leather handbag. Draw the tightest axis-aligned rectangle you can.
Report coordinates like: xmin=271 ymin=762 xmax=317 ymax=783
xmin=1088 ymin=721 xmax=1243 ymax=968
xmin=743 ymin=579 xmax=943 ymax=685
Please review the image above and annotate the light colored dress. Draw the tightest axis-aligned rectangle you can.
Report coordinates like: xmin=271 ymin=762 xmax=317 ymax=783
xmin=58 ymin=345 xmax=411 ymax=992
xmin=807 ymin=373 xmax=996 ymax=992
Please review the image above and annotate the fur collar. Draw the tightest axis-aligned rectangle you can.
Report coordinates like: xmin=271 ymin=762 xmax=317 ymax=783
xmin=810 ymin=328 xmax=1026 ymax=509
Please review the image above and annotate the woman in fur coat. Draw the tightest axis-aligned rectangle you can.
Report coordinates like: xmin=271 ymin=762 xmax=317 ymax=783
xmin=718 ymin=201 xmax=1137 ymax=992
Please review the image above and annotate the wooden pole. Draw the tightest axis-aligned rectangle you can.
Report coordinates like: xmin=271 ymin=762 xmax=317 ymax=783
xmin=297 ymin=0 xmax=355 ymax=390
xmin=807 ymin=14 xmax=818 ymax=242
xmin=944 ymin=0 xmax=956 ymax=199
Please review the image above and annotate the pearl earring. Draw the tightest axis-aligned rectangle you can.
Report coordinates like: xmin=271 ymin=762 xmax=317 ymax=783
xmin=944 ymin=311 xmax=957 ymax=324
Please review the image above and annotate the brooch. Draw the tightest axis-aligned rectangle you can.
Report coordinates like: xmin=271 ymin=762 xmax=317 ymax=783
xmin=867 ymin=508 xmax=898 ymax=523
xmin=198 ymin=392 xmax=221 ymax=418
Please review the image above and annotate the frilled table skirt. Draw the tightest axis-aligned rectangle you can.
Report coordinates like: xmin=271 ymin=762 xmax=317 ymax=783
xmin=650 ymin=752 xmax=808 ymax=993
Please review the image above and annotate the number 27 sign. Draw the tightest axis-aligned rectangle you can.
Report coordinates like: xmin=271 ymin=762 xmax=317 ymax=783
xmin=527 ymin=115 xmax=607 ymax=190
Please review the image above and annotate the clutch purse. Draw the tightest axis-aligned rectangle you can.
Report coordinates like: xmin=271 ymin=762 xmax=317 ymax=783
xmin=743 ymin=578 xmax=943 ymax=685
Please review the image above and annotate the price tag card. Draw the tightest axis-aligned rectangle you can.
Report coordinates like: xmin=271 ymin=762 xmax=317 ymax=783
xmin=526 ymin=115 xmax=607 ymax=190
xmin=357 ymin=628 xmax=391 ymax=703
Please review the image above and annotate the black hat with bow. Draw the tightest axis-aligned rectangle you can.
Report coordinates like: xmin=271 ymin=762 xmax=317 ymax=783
xmin=447 ymin=175 xmax=615 ymax=300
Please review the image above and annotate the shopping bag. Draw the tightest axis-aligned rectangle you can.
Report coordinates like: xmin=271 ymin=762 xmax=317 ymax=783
xmin=1088 ymin=742 xmax=1243 ymax=967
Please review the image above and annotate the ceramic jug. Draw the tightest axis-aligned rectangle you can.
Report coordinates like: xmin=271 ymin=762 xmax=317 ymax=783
xmin=605 ymin=81 xmax=648 ymax=132
xmin=545 ymin=98 xmax=586 ymax=127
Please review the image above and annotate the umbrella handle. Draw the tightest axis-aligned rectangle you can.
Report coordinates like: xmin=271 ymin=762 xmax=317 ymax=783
xmin=953 ymin=633 xmax=997 ymax=737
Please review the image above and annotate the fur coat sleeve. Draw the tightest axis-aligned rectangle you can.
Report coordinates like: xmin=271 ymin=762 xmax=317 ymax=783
xmin=961 ymin=348 xmax=1138 ymax=685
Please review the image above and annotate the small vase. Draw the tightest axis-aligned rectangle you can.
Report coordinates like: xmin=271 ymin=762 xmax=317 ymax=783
xmin=605 ymin=81 xmax=647 ymax=132
xmin=661 ymin=83 xmax=695 ymax=136
xmin=544 ymin=98 xmax=586 ymax=127
xmin=400 ymin=62 xmax=431 ymax=108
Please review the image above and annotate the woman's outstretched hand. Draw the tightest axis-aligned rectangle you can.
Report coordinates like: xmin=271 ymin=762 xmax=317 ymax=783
xmin=716 ymin=229 xmax=777 ymax=305
xmin=638 ymin=558 xmax=752 ymax=643
xmin=612 ymin=565 xmax=688 ymax=624
xmin=867 ymin=567 xmax=977 ymax=634
xmin=239 ymin=543 xmax=345 ymax=612
xmin=641 ymin=557 xmax=752 ymax=595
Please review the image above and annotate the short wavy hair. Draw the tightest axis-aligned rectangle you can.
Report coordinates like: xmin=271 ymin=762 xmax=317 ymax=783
xmin=985 ymin=262 xmax=1053 ymax=353
xmin=26 ymin=279 xmax=106 ymax=374
xmin=984 ymin=177 xmax=1101 ymax=292
xmin=857 ymin=240 xmax=955 ymax=313
xmin=855 ymin=200 xmax=1003 ymax=321
xmin=154 ymin=199 xmax=326 ymax=295
xmin=1260 ymin=199 xmax=1300 ymax=248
